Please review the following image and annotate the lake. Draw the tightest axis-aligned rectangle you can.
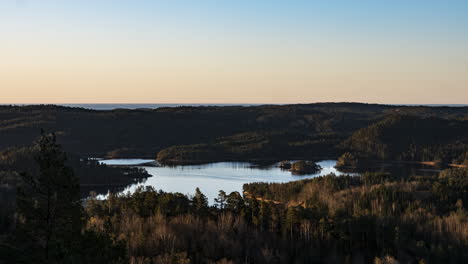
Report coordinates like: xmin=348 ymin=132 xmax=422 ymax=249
xmin=97 ymin=159 xmax=442 ymax=204
xmin=98 ymin=159 xmax=348 ymax=203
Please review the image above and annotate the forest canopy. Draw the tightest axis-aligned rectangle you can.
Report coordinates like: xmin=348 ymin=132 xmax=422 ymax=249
xmin=0 ymin=104 xmax=467 ymax=263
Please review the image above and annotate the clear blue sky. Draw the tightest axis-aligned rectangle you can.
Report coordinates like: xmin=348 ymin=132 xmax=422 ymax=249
xmin=1 ymin=0 xmax=467 ymax=103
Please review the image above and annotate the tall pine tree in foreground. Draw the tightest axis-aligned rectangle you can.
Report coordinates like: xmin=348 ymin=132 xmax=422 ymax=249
xmin=15 ymin=132 xmax=82 ymax=263
xmin=8 ymin=132 xmax=126 ymax=264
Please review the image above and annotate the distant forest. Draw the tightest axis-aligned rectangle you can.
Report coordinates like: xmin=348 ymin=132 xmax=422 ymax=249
xmin=0 ymin=103 xmax=467 ymax=166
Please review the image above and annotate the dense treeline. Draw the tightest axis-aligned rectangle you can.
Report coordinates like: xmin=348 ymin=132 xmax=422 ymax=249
xmin=0 ymin=138 xmax=151 ymax=237
xmin=0 ymin=103 xmax=388 ymax=159
xmin=244 ymin=169 xmax=468 ymax=263
xmin=0 ymin=146 xmax=150 ymax=196
xmin=0 ymin=133 xmax=127 ymax=263
xmin=159 ymin=114 xmax=468 ymax=167
xmin=1 ymin=103 xmax=467 ymax=164
xmin=157 ymin=131 xmax=341 ymax=164
xmin=341 ymin=115 xmax=468 ymax=165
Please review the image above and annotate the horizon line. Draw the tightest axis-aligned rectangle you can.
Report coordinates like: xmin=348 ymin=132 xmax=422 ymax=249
xmin=1 ymin=102 xmax=467 ymax=106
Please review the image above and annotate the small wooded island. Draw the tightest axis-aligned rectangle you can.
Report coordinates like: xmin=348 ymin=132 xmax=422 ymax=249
xmin=279 ymin=160 xmax=322 ymax=174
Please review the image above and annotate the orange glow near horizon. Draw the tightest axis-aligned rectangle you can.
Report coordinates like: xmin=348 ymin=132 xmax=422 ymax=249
xmin=1 ymin=1 xmax=467 ymax=104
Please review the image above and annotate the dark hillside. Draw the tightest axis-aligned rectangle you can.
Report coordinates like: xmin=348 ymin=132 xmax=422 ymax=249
xmin=342 ymin=115 xmax=468 ymax=164
xmin=0 ymin=103 xmax=466 ymax=163
xmin=0 ymin=146 xmax=150 ymax=196
xmin=0 ymin=103 xmax=393 ymax=158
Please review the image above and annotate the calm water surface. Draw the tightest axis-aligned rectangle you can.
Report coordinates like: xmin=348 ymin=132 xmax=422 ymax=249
xmin=99 ymin=160 xmax=346 ymax=203
xmin=99 ymin=159 xmax=155 ymax=166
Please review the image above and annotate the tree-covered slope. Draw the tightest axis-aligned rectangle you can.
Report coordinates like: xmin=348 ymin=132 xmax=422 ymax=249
xmin=0 ymin=103 xmax=467 ymax=163
xmin=341 ymin=115 xmax=468 ymax=164
xmin=0 ymin=145 xmax=150 ymax=197
xmin=0 ymin=103 xmax=391 ymax=158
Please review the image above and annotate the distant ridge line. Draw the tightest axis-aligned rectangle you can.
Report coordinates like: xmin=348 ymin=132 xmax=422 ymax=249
xmin=0 ymin=103 xmax=467 ymax=111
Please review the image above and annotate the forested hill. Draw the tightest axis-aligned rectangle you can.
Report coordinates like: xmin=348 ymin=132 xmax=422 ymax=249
xmin=0 ymin=103 xmax=467 ymax=163
xmin=342 ymin=115 xmax=468 ymax=164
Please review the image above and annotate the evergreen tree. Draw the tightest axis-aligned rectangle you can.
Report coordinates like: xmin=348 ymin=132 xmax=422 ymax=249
xmin=258 ymin=202 xmax=271 ymax=231
xmin=214 ymin=190 xmax=227 ymax=209
xmin=192 ymin=188 xmax=208 ymax=213
xmin=15 ymin=133 xmax=83 ymax=263
xmin=285 ymin=207 xmax=298 ymax=238
xmin=9 ymin=132 xmax=127 ymax=263
xmin=225 ymin=191 xmax=244 ymax=213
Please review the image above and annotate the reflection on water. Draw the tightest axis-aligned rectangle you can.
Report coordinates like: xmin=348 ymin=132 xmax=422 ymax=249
xmin=100 ymin=159 xmax=155 ymax=166
xmin=358 ymin=161 xmax=443 ymax=177
xmin=101 ymin=160 xmax=346 ymax=203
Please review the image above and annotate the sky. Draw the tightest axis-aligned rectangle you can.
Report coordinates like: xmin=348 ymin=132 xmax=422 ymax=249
xmin=0 ymin=0 xmax=467 ymax=104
